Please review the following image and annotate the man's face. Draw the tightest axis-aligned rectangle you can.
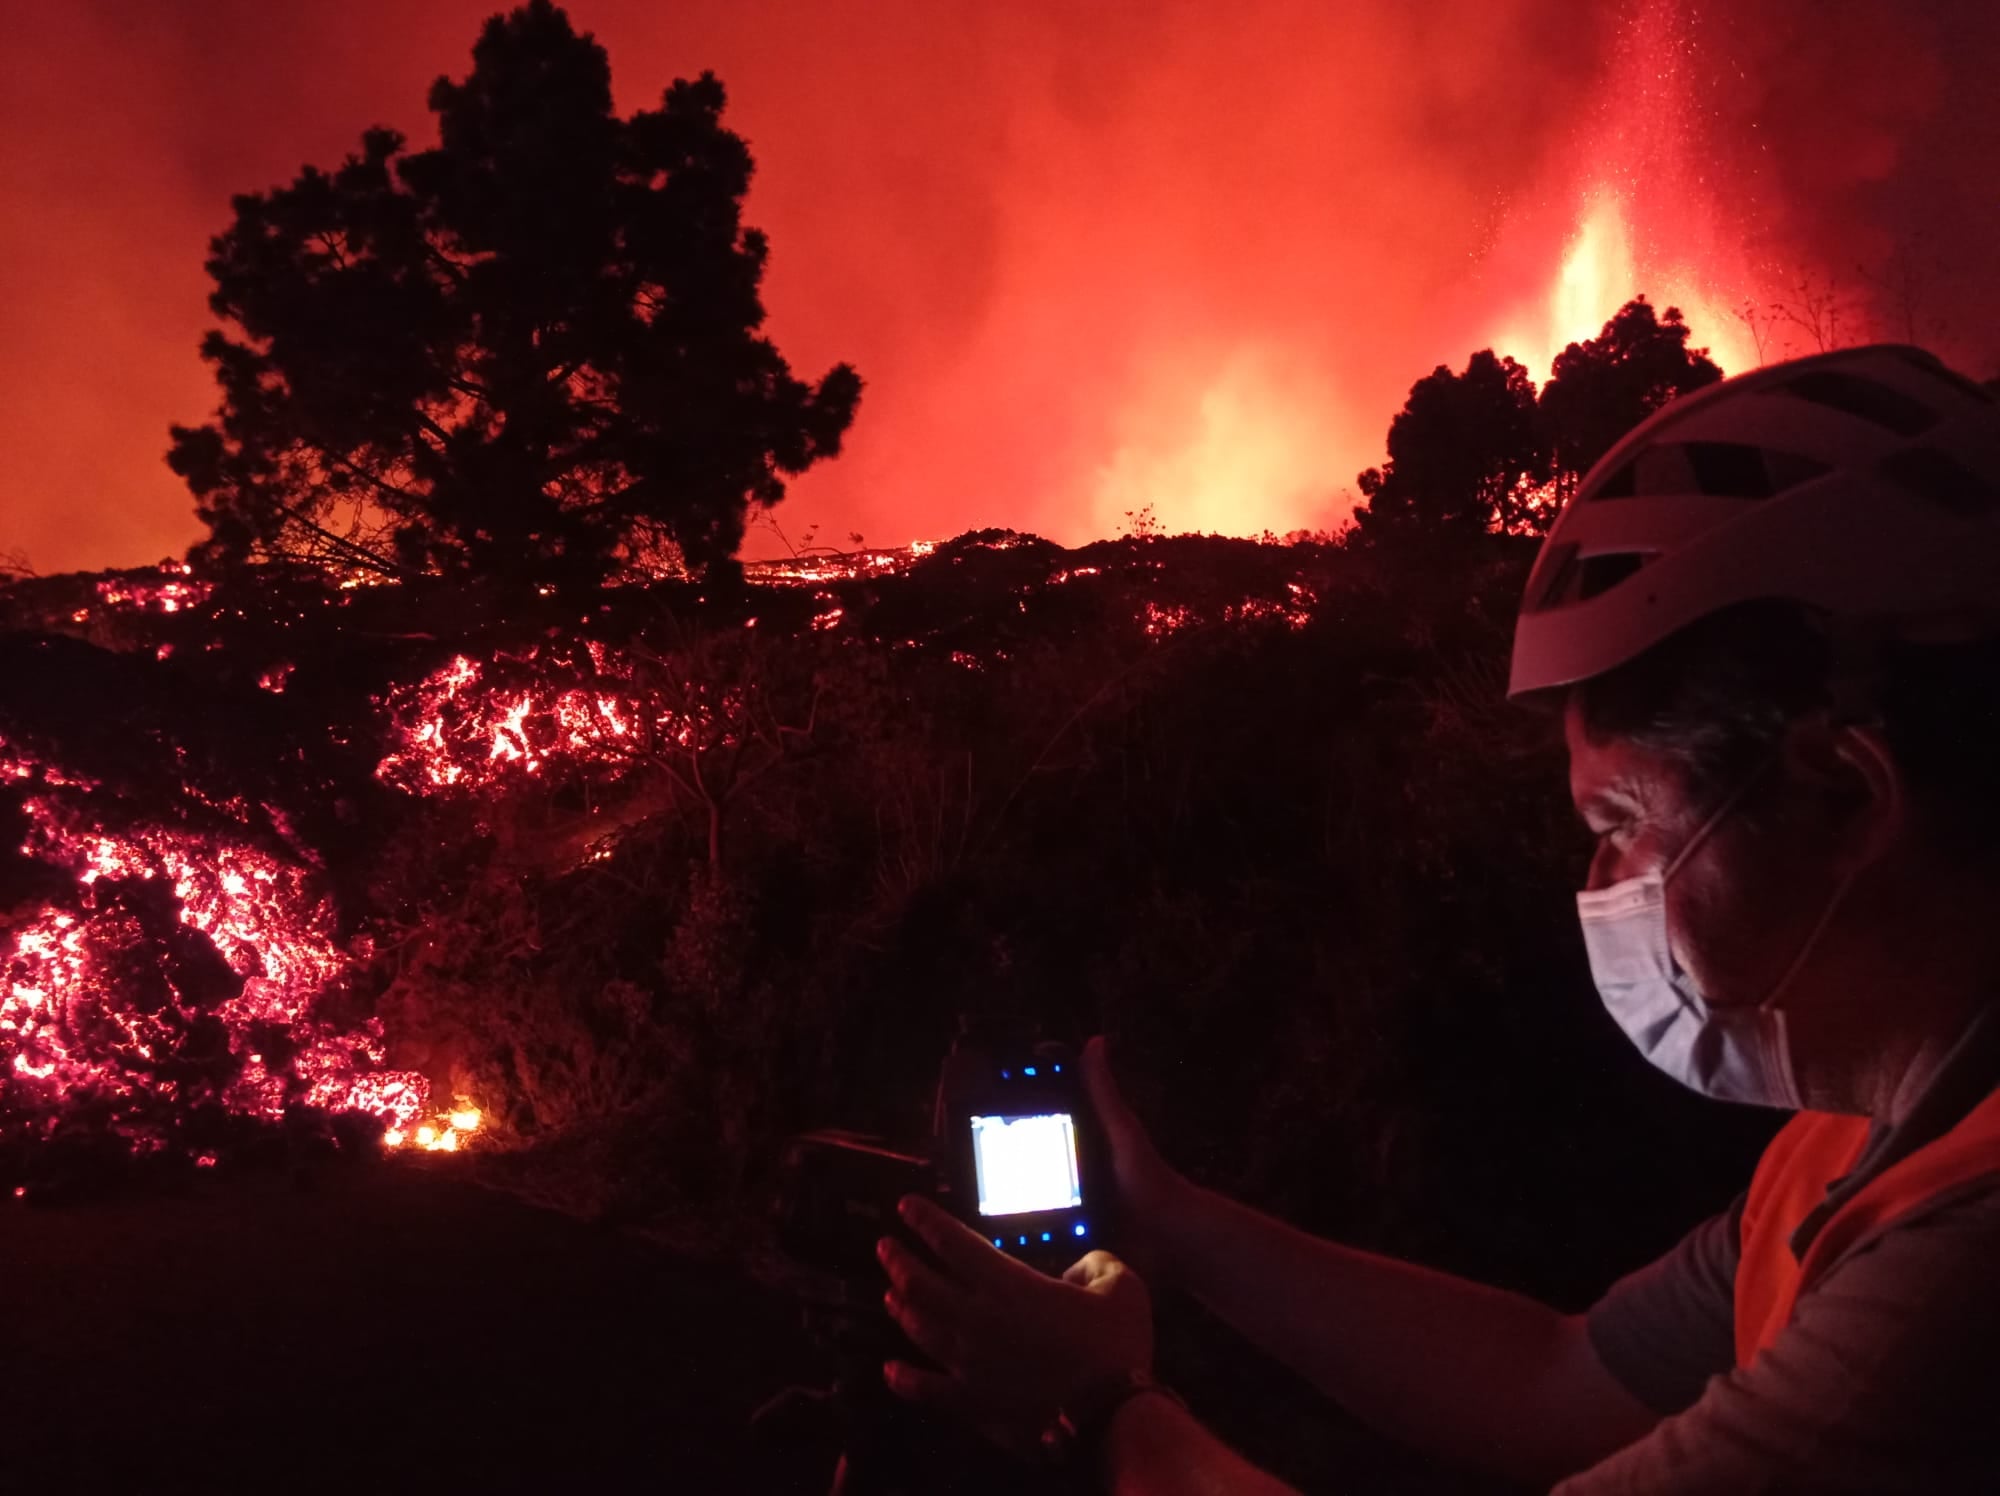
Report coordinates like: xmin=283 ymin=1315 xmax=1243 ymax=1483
xmin=1563 ymin=699 xmax=1848 ymax=1013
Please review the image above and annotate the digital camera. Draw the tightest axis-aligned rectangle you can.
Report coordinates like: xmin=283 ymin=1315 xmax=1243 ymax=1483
xmin=776 ymin=1036 xmax=1106 ymax=1278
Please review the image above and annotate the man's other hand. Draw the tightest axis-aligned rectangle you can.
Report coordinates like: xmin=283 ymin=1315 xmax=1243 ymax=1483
xmin=878 ymin=1193 xmax=1155 ymax=1457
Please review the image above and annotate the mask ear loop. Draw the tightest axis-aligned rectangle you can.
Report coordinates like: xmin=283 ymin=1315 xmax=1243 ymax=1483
xmin=1655 ymin=614 xmax=1886 ymax=888
xmin=1662 ymin=749 xmax=1781 ymax=886
xmin=1758 ymin=624 xmax=1894 ymax=1015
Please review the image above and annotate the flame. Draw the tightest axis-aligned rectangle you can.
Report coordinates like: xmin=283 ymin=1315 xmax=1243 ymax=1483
xmin=375 ymin=1102 xmax=484 ymax=1152
xmin=387 ymin=1111 xmax=472 ymax=1153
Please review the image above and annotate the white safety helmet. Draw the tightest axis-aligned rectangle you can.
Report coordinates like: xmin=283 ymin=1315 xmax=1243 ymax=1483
xmin=1508 ymin=344 xmax=2000 ymax=699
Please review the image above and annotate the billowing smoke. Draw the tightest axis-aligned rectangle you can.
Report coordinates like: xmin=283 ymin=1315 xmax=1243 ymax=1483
xmin=1 ymin=0 xmax=1991 ymax=574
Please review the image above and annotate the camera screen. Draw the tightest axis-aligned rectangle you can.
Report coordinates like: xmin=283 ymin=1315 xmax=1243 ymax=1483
xmin=969 ymin=1112 xmax=1082 ymax=1217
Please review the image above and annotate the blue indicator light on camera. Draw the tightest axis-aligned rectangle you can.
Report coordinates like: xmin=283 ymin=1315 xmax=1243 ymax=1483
xmin=1018 ymin=1235 xmax=1028 ymax=1246
xmin=1053 ymin=1064 xmax=1062 ymax=1073
xmin=1024 ymin=1066 xmax=1037 ymax=1076
xmin=1075 ymin=1222 xmax=1087 ymax=1237
xmin=1041 ymin=1231 xmax=1052 ymax=1242
xmin=1000 ymin=1068 xmax=1010 ymax=1079
xmin=993 ymin=1237 xmax=1004 ymax=1248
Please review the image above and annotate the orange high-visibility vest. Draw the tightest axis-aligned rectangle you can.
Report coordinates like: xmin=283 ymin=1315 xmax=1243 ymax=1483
xmin=1735 ymin=1086 xmax=2000 ymax=1367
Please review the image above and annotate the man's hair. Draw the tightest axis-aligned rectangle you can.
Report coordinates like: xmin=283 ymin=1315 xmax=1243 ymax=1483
xmin=1572 ymin=600 xmax=2000 ymax=872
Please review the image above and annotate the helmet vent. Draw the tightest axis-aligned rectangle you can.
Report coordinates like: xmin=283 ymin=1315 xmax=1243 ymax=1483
xmin=1588 ymin=443 xmax=1828 ymax=501
xmin=1783 ymin=371 xmax=1939 ymax=437
xmin=1527 ymin=544 xmax=1651 ymax=612
xmin=1578 ymin=553 xmax=1647 ymax=601
xmin=1682 ymin=441 xmax=1784 ymax=497
xmin=1879 ymin=447 xmax=2000 ymax=516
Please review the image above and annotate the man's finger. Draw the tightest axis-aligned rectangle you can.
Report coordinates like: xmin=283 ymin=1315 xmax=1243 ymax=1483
xmin=878 ymin=1236 xmax=969 ymax=1323
xmin=882 ymin=1358 xmax=975 ymax=1419
xmin=1060 ymin=1249 xmax=1128 ymax=1290
xmin=896 ymin=1194 xmax=1029 ymax=1288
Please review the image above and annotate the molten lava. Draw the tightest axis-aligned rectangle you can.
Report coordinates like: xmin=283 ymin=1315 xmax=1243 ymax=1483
xmin=3 ymin=743 xmax=428 ymax=1150
xmin=373 ymin=644 xmax=740 ymax=798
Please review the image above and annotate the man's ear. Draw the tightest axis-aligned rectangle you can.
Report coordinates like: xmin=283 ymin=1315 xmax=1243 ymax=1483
xmin=1783 ymin=716 xmax=1905 ymax=861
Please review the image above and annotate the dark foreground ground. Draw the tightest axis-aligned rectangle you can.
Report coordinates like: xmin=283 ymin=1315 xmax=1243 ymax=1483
xmin=0 ymin=1158 xmax=1513 ymax=1496
xmin=0 ymin=1161 xmax=861 ymax=1494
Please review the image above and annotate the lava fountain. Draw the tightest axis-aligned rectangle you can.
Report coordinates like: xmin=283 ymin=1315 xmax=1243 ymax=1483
xmin=1089 ymin=0 xmax=1772 ymax=541
xmin=1483 ymin=0 xmax=1765 ymax=380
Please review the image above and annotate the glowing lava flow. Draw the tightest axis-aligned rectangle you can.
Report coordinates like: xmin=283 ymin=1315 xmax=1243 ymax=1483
xmin=376 ymin=649 xmax=638 ymax=793
xmin=1140 ymin=580 xmax=1317 ymax=640
xmin=2 ymin=743 xmax=435 ymax=1154
xmin=95 ymin=566 xmax=211 ymax=616
xmin=67 ymin=563 xmax=215 ymax=628
xmin=375 ymin=645 xmax=740 ymax=797
xmin=744 ymin=540 xmax=938 ymax=587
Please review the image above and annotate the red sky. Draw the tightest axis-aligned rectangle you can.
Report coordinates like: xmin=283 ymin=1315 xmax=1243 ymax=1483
xmin=4 ymin=0 xmax=1995 ymax=575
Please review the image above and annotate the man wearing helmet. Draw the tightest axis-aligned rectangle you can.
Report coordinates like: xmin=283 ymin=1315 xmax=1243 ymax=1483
xmin=876 ymin=345 xmax=2000 ymax=1492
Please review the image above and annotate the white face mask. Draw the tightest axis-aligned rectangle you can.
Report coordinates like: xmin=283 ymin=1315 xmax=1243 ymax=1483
xmin=1575 ymin=756 xmax=1860 ymax=1111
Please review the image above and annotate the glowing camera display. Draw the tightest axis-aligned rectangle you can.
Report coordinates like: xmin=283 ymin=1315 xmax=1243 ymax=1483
xmin=969 ymin=1112 xmax=1083 ymax=1218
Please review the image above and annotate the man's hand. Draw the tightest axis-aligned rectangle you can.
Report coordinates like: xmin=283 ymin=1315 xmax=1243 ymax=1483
xmin=879 ymin=1193 xmax=1155 ymax=1457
